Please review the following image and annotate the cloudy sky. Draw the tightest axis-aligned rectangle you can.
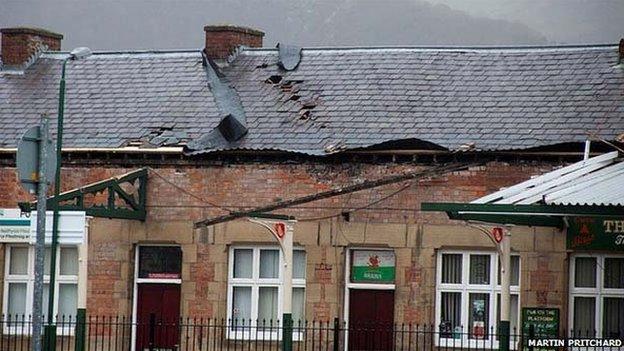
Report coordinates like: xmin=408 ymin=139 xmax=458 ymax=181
xmin=1 ymin=0 xmax=622 ymax=51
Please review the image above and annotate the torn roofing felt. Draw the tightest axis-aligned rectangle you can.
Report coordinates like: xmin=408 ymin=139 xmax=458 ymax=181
xmin=185 ymin=53 xmax=248 ymax=153
xmin=277 ymin=43 xmax=302 ymax=71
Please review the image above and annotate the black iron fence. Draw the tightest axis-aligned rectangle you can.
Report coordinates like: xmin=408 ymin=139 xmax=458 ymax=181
xmin=0 ymin=315 xmax=621 ymax=351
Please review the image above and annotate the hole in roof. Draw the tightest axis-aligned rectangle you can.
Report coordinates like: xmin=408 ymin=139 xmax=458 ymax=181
xmin=266 ymin=75 xmax=283 ymax=84
xmin=299 ymin=110 xmax=311 ymax=120
xmin=289 ymin=94 xmax=301 ymax=101
xmin=301 ymin=100 xmax=317 ymax=109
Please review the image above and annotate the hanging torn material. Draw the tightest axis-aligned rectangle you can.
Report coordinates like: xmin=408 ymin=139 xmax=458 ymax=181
xmin=185 ymin=54 xmax=248 ymax=153
xmin=277 ymin=43 xmax=302 ymax=71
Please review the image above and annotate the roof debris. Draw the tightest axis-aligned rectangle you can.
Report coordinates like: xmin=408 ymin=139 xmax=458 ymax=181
xmin=277 ymin=43 xmax=302 ymax=71
xmin=185 ymin=54 xmax=248 ymax=153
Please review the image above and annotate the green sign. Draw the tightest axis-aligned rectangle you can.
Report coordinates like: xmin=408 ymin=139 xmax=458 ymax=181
xmin=567 ymin=217 xmax=624 ymax=251
xmin=351 ymin=250 xmax=395 ymax=283
xmin=521 ymin=308 xmax=559 ymax=351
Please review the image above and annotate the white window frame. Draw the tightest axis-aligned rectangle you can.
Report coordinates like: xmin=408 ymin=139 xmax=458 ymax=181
xmin=130 ymin=244 xmax=182 ymax=351
xmin=342 ymin=247 xmax=395 ymax=351
xmin=227 ymin=246 xmax=306 ymax=341
xmin=435 ymin=250 xmax=521 ymax=349
xmin=568 ymin=254 xmax=624 ymax=338
xmin=3 ymin=244 xmax=79 ymax=335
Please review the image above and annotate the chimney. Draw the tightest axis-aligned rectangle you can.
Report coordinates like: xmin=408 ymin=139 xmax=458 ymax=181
xmin=204 ymin=25 xmax=264 ymax=60
xmin=1 ymin=27 xmax=63 ymax=68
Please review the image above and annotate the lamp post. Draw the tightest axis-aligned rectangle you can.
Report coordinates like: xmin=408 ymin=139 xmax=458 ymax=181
xmin=44 ymin=47 xmax=92 ymax=351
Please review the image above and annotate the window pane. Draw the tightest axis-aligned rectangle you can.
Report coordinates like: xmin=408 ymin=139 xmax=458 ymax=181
xmin=573 ymin=297 xmax=596 ymax=337
xmin=440 ymin=292 xmax=461 ymax=338
xmin=45 ymin=247 xmax=51 ymax=276
xmin=292 ymin=288 xmax=305 ymax=326
xmin=233 ymin=249 xmax=253 ymax=279
xmin=258 ymin=287 xmax=278 ymax=327
xmin=468 ymin=293 xmax=489 ymax=339
xmin=496 ymin=294 xmax=519 ymax=337
xmin=60 ymin=247 xmax=79 ymax=276
xmin=469 ymin=255 xmax=490 ymax=285
xmin=9 ymin=247 xmax=28 ymax=275
xmin=293 ymin=251 xmax=306 ymax=280
xmin=603 ymin=298 xmax=624 ymax=339
xmin=138 ymin=246 xmax=182 ymax=279
xmin=259 ymin=250 xmax=279 ymax=279
xmin=232 ymin=287 xmax=251 ymax=327
xmin=604 ymin=258 xmax=624 ymax=289
xmin=497 ymin=256 xmax=520 ymax=286
xmin=58 ymin=284 xmax=78 ymax=319
xmin=574 ymin=257 xmax=596 ymax=288
xmin=441 ymin=254 xmax=462 ymax=284
xmin=7 ymin=283 xmax=27 ymax=316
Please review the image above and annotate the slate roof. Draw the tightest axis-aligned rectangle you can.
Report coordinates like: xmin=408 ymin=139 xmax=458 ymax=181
xmin=1 ymin=45 xmax=623 ymax=154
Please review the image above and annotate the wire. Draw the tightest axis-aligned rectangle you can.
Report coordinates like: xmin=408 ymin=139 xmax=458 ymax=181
xmin=147 ymin=167 xmax=232 ymax=213
xmin=299 ymin=181 xmax=415 ymax=221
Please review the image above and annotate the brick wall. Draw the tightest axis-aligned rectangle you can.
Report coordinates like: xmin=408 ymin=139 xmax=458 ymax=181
xmin=0 ymin=159 xmax=567 ymax=324
xmin=204 ymin=25 xmax=264 ymax=60
xmin=0 ymin=160 xmax=557 ymax=224
xmin=1 ymin=27 xmax=62 ymax=66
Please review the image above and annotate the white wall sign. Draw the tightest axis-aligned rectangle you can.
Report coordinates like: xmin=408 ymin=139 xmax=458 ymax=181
xmin=0 ymin=208 xmax=30 ymax=242
xmin=0 ymin=209 xmax=86 ymax=244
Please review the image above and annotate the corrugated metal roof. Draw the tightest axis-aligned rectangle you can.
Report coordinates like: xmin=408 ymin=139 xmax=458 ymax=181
xmin=472 ymin=151 xmax=624 ymax=206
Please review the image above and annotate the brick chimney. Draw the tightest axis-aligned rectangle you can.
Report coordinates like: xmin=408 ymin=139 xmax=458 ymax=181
xmin=204 ymin=25 xmax=264 ymax=60
xmin=1 ymin=27 xmax=63 ymax=67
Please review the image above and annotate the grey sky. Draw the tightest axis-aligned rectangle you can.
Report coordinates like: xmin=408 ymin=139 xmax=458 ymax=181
xmin=0 ymin=0 xmax=622 ymax=51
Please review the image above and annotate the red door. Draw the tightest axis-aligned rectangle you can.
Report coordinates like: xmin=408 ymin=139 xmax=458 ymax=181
xmin=348 ymin=289 xmax=395 ymax=351
xmin=136 ymin=284 xmax=181 ymax=351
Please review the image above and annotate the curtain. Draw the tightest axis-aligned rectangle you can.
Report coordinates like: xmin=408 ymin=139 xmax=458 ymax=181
xmin=573 ymin=297 xmax=596 ymax=337
xmin=232 ymin=287 xmax=252 ymax=327
xmin=574 ymin=257 xmax=596 ymax=288
xmin=604 ymin=258 xmax=624 ymax=288
xmin=442 ymin=254 xmax=462 ymax=284
xmin=603 ymin=298 xmax=624 ymax=339
xmin=292 ymin=288 xmax=305 ymax=326
xmin=496 ymin=294 xmax=519 ymax=337
xmin=470 ymin=255 xmax=490 ymax=285
xmin=440 ymin=292 xmax=461 ymax=337
xmin=510 ymin=256 xmax=520 ymax=286
xmin=9 ymin=247 xmax=28 ymax=275
xmin=258 ymin=287 xmax=278 ymax=326
xmin=60 ymin=248 xmax=79 ymax=276
xmin=260 ymin=250 xmax=279 ymax=279
xmin=43 ymin=284 xmax=50 ymax=320
xmin=58 ymin=284 xmax=78 ymax=319
xmin=233 ymin=249 xmax=253 ymax=279
xmin=293 ymin=251 xmax=306 ymax=280
xmin=7 ymin=283 xmax=27 ymax=316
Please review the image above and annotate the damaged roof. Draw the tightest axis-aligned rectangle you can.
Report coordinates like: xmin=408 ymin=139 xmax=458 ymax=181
xmin=1 ymin=45 xmax=623 ymax=154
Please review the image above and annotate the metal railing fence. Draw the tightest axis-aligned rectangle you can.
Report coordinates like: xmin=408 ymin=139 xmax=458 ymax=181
xmin=0 ymin=315 xmax=621 ymax=351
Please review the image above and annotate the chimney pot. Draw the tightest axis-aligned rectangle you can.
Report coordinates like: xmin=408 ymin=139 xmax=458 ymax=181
xmin=1 ymin=27 xmax=63 ymax=67
xmin=204 ymin=24 xmax=264 ymax=60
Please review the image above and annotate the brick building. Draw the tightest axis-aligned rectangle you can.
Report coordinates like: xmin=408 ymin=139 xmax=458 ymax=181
xmin=0 ymin=25 xmax=623 ymax=350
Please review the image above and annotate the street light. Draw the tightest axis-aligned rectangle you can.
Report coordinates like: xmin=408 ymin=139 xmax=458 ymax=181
xmin=43 ymin=47 xmax=92 ymax=351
